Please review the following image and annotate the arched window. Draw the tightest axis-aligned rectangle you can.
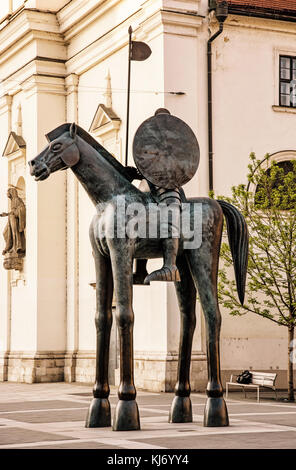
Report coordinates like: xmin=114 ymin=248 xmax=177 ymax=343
xmin=254 ymin=157 xmax=296 ymax=210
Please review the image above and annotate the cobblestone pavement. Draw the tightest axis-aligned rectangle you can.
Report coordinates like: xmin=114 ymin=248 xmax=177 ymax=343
xmin=0 ymin=382 xmax=295 ymax=449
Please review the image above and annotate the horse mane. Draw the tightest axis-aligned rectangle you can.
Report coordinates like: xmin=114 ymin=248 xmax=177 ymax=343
xmin=46 ymin=123 xmax=129 ymax=180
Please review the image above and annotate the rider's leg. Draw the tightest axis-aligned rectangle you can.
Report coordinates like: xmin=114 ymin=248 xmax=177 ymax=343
xmin=144 ymin=197 xmax=181 ymax=283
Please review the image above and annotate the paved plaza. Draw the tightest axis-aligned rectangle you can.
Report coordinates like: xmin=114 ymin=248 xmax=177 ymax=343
xmin=0 ymin=382 xmax=294 ymax=449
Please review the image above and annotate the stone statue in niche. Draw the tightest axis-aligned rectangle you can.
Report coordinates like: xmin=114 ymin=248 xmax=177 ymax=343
xmin=0 ymin=186 xmax=26 ymax=271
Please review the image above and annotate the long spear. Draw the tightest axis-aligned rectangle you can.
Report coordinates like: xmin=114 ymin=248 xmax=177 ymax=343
xmin=125 ymin=26 xmax=152 ymax=167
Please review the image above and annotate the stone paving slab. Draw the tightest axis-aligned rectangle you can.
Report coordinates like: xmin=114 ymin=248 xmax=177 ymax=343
xmin=0 ymin=408 xmax=88 ymax=423
xmin=0 ymin=400 xmax=88 ymax=412
xmin=229 ymin=413 xmax=296 ymax=427
xmin=0 ymin=427 xmax=76 ymax=446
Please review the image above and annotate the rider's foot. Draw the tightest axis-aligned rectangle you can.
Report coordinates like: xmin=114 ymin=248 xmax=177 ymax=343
xmin=144 ymin=265 xmax=180 ymax=284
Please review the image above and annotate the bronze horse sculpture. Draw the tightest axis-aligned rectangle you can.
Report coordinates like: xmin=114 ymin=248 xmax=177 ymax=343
xmin=28 ymin=122 xmax=248 ymax=431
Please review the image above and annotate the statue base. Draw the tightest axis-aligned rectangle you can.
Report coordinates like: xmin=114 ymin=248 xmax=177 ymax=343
xmin=3 ymin=252 xmax=24 ymax=271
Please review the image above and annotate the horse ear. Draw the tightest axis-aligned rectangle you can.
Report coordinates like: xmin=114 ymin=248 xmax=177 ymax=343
xmin=70 ymin=122 xmax=77 ymax=139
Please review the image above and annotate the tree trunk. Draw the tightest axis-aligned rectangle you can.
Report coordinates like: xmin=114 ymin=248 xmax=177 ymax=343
xmin=288 ymin=326 xmax=295 ymax=402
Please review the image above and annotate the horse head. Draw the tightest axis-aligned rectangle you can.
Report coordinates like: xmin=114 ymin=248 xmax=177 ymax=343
xmin=28 ymin=123 xmax=80 ymax=181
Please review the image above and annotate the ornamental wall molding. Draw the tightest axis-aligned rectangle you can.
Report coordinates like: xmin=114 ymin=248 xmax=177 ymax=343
xmin=2 ymin=132 xmax=26 ymax=160
xmin=1 ymin=60 xmax=66 ymax=97
xmin=0 ymin=9 xmax=62 ymax=58
xmin=225 ymin=14 xmax=296 ymax=36
xmin=89 ymin=104 xmax=121 ymax=139
xmin=57 ymin=0 xmax=122 ymax=41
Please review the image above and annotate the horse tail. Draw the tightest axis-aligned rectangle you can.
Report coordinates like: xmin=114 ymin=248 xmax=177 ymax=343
xmin=217 ymin=200 xmax=249 ymax=305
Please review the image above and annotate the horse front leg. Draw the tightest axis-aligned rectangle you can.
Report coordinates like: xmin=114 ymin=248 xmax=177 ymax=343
xmin=169 ymin=255 xmax=196 ymax=423
xmin=111 ymin=247 xmax=140 ymax=431
xmin=85 ymin=249 xmax=113 ymax=428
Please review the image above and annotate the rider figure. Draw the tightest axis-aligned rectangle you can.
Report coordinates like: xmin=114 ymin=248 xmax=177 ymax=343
xmin=127 ymin=108 xmax=182 ymax=284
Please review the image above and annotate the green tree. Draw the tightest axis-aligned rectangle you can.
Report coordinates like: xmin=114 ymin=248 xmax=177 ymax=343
xmin=218 ymin=153 xmax=296 ymax=401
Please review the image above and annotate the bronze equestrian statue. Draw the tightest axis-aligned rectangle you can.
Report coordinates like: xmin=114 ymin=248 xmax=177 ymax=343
xmin=28 ymin=117 xmax=248 ymax=431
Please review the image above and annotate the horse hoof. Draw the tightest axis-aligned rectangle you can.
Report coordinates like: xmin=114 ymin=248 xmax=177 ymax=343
xmin=169 ymin=396 xmax=192 ymax=423
xmin=203 ymin=397 xmax=229 ymax=427
xmin=85 ymin=398 xmax=111 ymax=428
xmin=113 ymin=400 xmax=140 ymax=431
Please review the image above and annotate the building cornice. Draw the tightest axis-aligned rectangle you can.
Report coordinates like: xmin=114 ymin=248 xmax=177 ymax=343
xmin=0 ymin=8 xmax=66 ymax=98
xmin=1 ymin=59 xmax=66 ymax=97
xmin=0 ymin=31 xmax=65 ymax=78
xmin=0 ymin=9 xmax=61 ymax=57
xmin=58 ymin=0 xmax=202 ymax=39
xmin=0 ymin=1 xmax=204 ymax=92
xmin=142 ymin=8 xmax=203 ymax=38
xmin=219 ymin=14 xmax=296 ymax=36
xmin=57 ymin=0 xmax=122 ymax=41
xmin=0 ymin=9 xmax=66 ymax=94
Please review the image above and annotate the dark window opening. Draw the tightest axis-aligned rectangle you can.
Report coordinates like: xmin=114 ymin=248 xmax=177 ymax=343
xmin=280 ymin=56 xmax=296 ymax=108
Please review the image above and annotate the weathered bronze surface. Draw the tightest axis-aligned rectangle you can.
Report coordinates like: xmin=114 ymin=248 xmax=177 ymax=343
xmin=0 ymin=186 xmax=26 ymax=271
xmin=133 ymin=113 xmax=200 ymax=189
xmin=28 ymin=122 xmax=248 ymax=431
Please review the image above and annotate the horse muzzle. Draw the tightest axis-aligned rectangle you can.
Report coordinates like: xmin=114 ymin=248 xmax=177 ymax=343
xmin=28 ymin=159 xmax=51 ymax=181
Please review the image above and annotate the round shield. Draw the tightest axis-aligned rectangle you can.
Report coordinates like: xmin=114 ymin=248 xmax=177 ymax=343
xmin=132 ymin=113 xmax=200 ymax=189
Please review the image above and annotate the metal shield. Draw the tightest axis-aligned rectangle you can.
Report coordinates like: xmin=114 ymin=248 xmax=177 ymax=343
xmin=132 ymin=113 xmax=200 ymax=189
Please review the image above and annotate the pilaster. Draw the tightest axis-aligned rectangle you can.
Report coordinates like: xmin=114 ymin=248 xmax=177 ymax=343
xmin=64 ymin=73 xmax=80 ymax=382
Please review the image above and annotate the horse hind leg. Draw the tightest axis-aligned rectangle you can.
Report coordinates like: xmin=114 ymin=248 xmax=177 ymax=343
xmin=187 ymin=249 xmax=229 ymax=427
xmin=169 ymin=255 xmax=196 ymax=423
xmin=85 ymin=249 xmax=113 ymax=428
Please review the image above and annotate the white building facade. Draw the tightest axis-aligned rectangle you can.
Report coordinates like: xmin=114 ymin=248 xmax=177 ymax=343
xmin=0 ymin=0 xmax=294 ymax=390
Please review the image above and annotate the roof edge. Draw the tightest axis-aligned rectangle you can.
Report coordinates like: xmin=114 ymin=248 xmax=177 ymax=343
xmin=228 ymin=4 xmax=296 ymax=22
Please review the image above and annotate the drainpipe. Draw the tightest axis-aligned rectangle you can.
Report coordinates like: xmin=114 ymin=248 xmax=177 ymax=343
xmin=207 ymin=0 xmax=228 ymax=192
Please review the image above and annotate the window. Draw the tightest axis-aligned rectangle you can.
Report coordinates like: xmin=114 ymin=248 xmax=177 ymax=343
xmin=280 ymin=56 xmax=296 ymax=108
xmin=255 ymin=160 xmax=296 ymax=210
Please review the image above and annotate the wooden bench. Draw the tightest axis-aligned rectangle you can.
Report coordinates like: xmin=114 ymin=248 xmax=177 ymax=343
xmin=225 ymin=371 xmax=277 ymax=402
